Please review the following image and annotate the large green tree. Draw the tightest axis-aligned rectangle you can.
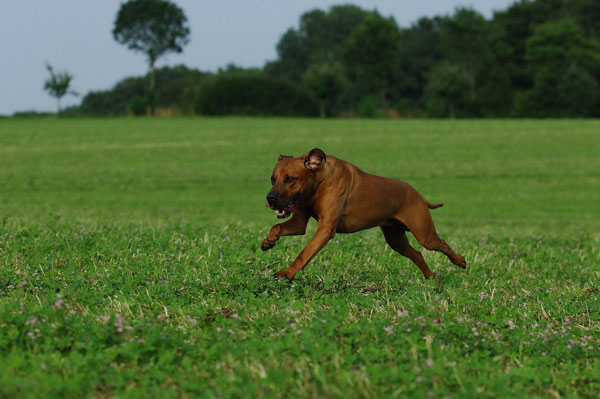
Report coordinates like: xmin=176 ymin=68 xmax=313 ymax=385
xmin=518 ymin=19 xmax=600 ymax=116
xmin=265 ymin=5 xmax=371 ymax=81
xmin=112 ymin=0 xmax=190 ymax=115
xmin=341 ymin=13 xmax=401 ymax=112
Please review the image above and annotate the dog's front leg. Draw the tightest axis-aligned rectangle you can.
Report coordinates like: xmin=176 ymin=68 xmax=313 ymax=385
xmin=274 ymin=222 xmax=337 ymax=281
xmin=261 ymin=209 xmax=310 ymax=251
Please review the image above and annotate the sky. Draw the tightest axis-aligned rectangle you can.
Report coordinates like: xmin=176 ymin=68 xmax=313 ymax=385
xmin=0 ymin=0 xmax=516 ymax=115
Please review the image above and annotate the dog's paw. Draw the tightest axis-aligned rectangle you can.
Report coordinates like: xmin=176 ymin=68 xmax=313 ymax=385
xmin=261 ymin=238 xmax=276 ymax=251
xmin=454 ymin=255 xmax=467 ymax=269
xmin=273 ymin=269 xmax=294 ymax=281
xmin=424 ymin=271 xmax=436 ymax=279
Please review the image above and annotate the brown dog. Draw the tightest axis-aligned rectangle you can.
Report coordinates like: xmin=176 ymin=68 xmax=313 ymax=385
xmin=261 ymin=148 xmax=466 ymax=280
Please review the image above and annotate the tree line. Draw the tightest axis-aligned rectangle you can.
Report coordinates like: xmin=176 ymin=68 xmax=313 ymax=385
xmin=61 ymin=0 xmax=600 ymax=118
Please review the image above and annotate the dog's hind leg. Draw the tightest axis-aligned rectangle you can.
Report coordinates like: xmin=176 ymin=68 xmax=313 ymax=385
xmin=380 ymin=225 xmax=436 ymax=279
xmin=437 ymin=238 xmax=466 ymax=268
xmin=401 ymin=205 xmax=466 ymax=269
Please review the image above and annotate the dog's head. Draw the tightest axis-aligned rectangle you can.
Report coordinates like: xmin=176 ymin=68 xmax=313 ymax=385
xmin=266 ymin=148 xmax=326 ymax=218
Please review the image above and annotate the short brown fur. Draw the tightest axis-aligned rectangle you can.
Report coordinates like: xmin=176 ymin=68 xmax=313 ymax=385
xmin=262 ymin=148 xmax=466 ymax=280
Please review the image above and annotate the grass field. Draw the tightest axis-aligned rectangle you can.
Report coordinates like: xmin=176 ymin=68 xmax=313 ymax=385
xmin=0 ymin=118 xmax=599 ymax=398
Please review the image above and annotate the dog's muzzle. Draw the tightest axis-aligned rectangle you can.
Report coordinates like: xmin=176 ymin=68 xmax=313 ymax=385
xmin=265 ymin=195 xmax=297 ymax=219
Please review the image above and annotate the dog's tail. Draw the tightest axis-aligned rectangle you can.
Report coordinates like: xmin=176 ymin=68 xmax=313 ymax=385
xmin=426 ymin=201 xmax=444 ymax=209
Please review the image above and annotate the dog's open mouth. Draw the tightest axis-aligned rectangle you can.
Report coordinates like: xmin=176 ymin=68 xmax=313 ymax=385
xmin=266 ymin=199 xmax=297 ymax=219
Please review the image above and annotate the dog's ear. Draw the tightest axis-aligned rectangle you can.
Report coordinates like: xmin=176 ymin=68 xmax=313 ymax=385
xmin=278 ymin=154 xmax=293 ymax=161
xmin=304 ymin=148 xmax=326 ymax=171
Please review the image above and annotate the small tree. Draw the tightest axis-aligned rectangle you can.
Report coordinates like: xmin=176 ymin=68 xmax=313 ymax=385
xmin=113 ymin=0 xmax=190 ymax=115
xmin=43 ymin=63 xmax=77 ymax=114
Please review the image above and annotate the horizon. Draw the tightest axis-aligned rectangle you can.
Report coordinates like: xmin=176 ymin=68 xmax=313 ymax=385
xmin=0 ymin=0 xmax=516 ymax=115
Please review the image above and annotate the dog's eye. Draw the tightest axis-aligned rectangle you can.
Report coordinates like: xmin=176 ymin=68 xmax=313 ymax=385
xmin=284 ymin=175 xmax=296 ymax=184
xmin=270 ymin=176 xmax=275 ymax=185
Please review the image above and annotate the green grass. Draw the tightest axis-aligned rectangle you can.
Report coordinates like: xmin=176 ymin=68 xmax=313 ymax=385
xmin=0 ymin=118 xmax=599 ymax=398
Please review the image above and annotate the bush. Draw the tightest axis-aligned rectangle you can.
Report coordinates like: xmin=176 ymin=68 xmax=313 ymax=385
xmin=194 ymin=72 xmax=319 ymax=116
xmin=12 ymin=110 xmax=54 ymax=118
xmin=79 ymin=65 xmax=206 ymax=116
xmin=128 ymin=96 xmax=148 ymax=116
xmin=79 ymin=90 xmax=121 ymax=116
xmin=357 ymin=95 xmax=383 ymax=118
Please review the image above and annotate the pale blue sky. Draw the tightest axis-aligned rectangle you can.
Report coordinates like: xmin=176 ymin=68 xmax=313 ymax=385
xmin=0 ymin=0 xmax=515 ymax=114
